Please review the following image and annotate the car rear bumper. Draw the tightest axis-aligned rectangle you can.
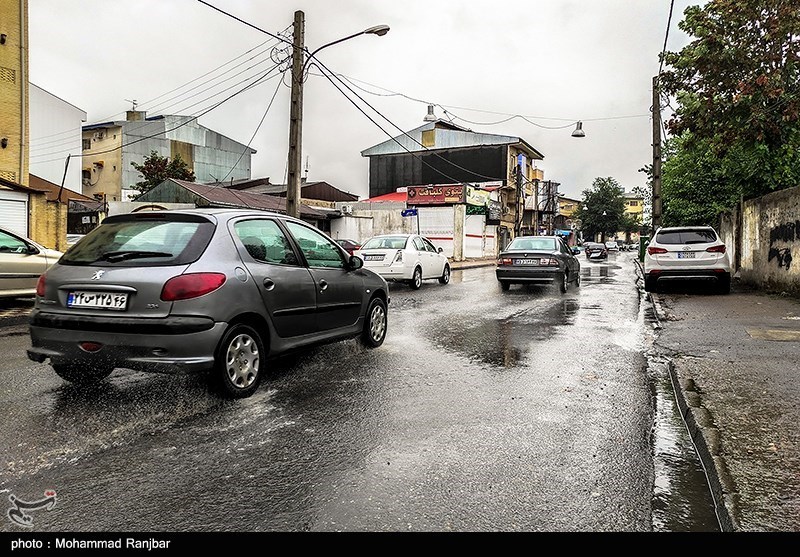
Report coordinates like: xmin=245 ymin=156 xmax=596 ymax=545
xmin=27 ymin=312 xmax=226 ymax=373
xmin=366 ymin=265 xmax=412 ymax=282
xmin=648 ymin=269 xmax=730 ymax=282
xmin=496 ymin=266 xmax=561 ymax=283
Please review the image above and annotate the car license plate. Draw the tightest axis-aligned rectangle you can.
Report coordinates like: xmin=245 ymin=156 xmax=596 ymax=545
xmin=363 ymin=255 xmax=384 ymax=261
xmin=67 ymin=291 xmax=128 ymax=310
xmin=515 ymin=259 xmax=539 ymax=265
xmin=677 ymin=252 xmax=696 ymax=259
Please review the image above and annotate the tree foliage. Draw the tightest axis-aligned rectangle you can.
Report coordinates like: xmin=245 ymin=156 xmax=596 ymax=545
xmin=130 ymin=151 xmax=196 ymax=194
xmin=573 ymin=177 xmax=627 ymax=242
xmin=658 ymin=0 xmax=800 ymax=217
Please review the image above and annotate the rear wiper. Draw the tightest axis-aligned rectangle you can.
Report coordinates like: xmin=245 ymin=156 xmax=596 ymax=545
xmin=95 ymin=250 xmax=173 ymax=262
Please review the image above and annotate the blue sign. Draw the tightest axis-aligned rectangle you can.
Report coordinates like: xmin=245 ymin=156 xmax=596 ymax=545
xmin=401 ymin=208 xmax=418 ymax=217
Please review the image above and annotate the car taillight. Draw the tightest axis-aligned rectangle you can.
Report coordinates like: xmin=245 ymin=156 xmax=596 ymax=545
xmin=540 ymin=258 xmax=559 ymax=266
xmin=498 ymin=258 xmax=512 ymax=266
xmin=161 ymin=273 xmax=226 ymax=301
xmin=706 ymin=245 xmax=727 ymax=254
xmin=36 ymin=274 xmax=46 ymax=297
xmin=394 ymin=250 xmax=403 ymax=263
xmin=648 ymin=247 xmax=668 ymax=255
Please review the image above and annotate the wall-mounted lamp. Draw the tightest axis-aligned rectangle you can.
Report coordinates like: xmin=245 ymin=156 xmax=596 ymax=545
xmin=0 ymin=34 xmax=6 ymax=45
xmin=572 ymin=121 xmax=586 ymax=138
xmin=0 ymin=138 xmax=8 ymax=149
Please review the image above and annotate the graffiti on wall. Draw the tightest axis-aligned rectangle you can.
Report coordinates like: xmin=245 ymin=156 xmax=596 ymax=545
xmin=768 ymin=221 xmax=799 ymax=270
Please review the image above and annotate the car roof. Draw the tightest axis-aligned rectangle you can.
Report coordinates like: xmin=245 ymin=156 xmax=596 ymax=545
xmin=656 ymin=226 xmax=716 ymax=231
xmin=104 ymin=207 xmax=309 ymax=226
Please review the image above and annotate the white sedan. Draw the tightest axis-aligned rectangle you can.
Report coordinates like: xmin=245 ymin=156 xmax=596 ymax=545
xmin=354 ymin=234 xmax=450 ymax=289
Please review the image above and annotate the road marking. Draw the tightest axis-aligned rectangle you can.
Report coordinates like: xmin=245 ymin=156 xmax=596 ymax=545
xmin=746 ymin=328 xmax=800 ymax=342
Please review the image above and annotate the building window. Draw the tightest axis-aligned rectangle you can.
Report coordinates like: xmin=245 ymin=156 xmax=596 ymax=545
xmin=628 ymin=200 xmax=639 ymax=207
xmin=421 ymin=130 xmax=435 ymax=148
xmin=82 ymin=138 xmax=91 ymax=150
xmin=82 ymin=169 xmax=91 ymax=183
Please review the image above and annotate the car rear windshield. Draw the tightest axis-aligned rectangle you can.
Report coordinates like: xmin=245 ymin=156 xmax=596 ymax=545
xmin=60 ymin=214 xmax=215 ymax=266
xmin=507 ymin=238 xmax=556 ymax=251
xmin=656 ymin=229 xmax=718 ymax=245
xmin=361 ymin=236 xmax=409 ymax=250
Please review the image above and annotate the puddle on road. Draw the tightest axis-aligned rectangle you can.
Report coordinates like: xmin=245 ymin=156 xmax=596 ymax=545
xmin=432 ymin=298 xmax=580 ymax=368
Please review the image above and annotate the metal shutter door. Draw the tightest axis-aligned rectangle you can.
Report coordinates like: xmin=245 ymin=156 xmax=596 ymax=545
xmin=0 ymin=194 xmax=29 ymax=237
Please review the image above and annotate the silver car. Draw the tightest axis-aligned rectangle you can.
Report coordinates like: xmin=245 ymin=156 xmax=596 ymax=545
xmin=0 ymin=227 xmax=63 ymax=299
xmin=27 ymin=209 xmax=390 ymax=398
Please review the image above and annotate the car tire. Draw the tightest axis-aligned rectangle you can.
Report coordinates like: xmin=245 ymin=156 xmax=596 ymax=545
xmin=499 ymin=281 xmax=510 ymax=291
xmin=361 ymin=296 xmax=387 ymax=348
xmin=214 ymin=324 xmax=265 ymax=399
xmin=438 ymin=264 xmax=451 ymax=285
xmin=52 ymin=362 xmax=113 ymax=385
xmin=409 ymin=266 xmax=423 ymax=290
xmin=559 ymin=271 xmax=568 ymax=293
xmin=575 ymin=271 xmax=581 ymax=287
xmin=717 ymin=275 xmax=731 ymax=295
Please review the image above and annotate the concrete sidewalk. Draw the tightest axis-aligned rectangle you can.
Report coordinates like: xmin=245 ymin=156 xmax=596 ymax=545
xmin=637 ymin=262 xmax=800 ymax=531
xmin=448 ymin=257 xmax=496 ymax=271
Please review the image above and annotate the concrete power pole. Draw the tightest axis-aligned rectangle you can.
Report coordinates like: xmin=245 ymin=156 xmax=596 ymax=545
xmin=652 ymin=75 xmax=663 ymax=231
xmin=286 ymin=10 xmax=305 ymax=218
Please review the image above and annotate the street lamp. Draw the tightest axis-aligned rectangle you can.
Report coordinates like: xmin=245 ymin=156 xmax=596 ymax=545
xmin=286 ymin=12 xmax=390 ymax=218
xmin=571 ymin=121 xmax=586 ymax=138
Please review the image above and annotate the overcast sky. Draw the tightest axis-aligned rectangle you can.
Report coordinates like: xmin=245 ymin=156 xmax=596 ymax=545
xmin=28 ymin=0 xmax=702 ymax=200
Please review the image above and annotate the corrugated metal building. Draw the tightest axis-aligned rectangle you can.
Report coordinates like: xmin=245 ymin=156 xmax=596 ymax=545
xmin=81 ymin=111 xmax=255 ymax=203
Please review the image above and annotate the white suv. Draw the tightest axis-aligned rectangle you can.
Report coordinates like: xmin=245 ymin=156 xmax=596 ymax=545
xmin=643 ymin=226 xmax=732 ymax=294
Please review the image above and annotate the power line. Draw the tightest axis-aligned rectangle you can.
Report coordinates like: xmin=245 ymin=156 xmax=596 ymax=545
xmin=658 ymin=0 xmax=676 ymax=78
xmin=33 ymin=63 xmax=285 ymax=165
xmin=218 ymin=77 xmax=283 ymax=184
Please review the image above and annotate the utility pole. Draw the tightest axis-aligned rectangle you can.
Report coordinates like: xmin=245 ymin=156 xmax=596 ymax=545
xmin=286 ymin=10 xmax=305 ymax=219
xmin=652 ymin=75 xmax=663 ymax=231
xmin=514 ymin=155 xmax=523 ymax=238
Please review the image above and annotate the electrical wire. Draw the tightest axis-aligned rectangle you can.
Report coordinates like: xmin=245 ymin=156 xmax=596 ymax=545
xmin=218 ymin=76 xmax=283 ymax=184
xmin=32 ymin=63 xmax=285 ymax=165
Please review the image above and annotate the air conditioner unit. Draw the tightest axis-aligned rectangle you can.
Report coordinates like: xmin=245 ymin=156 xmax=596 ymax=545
xmin=341 ymin=205 xmax=353 ymax=215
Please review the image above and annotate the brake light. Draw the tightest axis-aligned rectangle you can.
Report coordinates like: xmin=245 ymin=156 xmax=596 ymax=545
xmin=498 ymin=258 xmax=512 ymax=266
xmin=648 ymin=247 xmax=668 ymax=255
xmin=540 ymin=258 xmax=559 ymax=266
xmin=161 ymin=273 xmax=226 ymax=301
xmin=706 ymin=245 xmax=727 ymax=254
xmin=36 ymin=274 xmax=46 ymax=297
xmin=394 ymin=250 xmax=403 ymax=263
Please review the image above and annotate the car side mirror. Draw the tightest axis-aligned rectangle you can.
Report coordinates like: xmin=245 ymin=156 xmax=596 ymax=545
xmin=26 ymin=244 xmax=39 ymax=255
xmin=348 ymin=255 xmax=364 ymax=270
xmin=438 ymin=247 xmax=443 ymax=254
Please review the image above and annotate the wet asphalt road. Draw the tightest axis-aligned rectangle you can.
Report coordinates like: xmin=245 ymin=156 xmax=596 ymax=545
xmin=0 ymin=253 xmax=657 ymax=532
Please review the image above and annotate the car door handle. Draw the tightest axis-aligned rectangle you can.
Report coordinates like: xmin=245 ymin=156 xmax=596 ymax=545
xmin=263 ymin=278 xmax=275 ymax=291
xmin=319 ymin=279 xmax=328 ymax=291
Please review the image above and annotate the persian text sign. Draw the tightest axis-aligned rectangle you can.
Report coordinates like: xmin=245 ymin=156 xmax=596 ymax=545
xmin=407 ymin=185 xmax=466 ymax=205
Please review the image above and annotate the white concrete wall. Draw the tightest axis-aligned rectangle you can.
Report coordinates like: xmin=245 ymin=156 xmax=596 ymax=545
xmin=28 ymin=84 xmax=87 ymax=193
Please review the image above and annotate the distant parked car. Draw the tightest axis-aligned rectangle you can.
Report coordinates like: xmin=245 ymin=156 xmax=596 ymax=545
xmin=355 ymin=233 xmax=450 ymax=289
xmin=643 ymin=225 xmax=731 ymax=294
xmin=584 ymin=242 xmax=608 ymax=260
xmin=0 ymin=227 xmax=63 ymax=299
xmin=495 ymin=235 xmax=581 ymax=292
xmin=605 ymin=240 xmax=620 ymax=252
xmin=335 ymin=238 xmax=361 ymax=255
xmin=27 ymin=209 xmax=390 ymax=398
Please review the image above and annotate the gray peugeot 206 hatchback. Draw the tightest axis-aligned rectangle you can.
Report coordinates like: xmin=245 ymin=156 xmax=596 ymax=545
xmin=27 ymin=208 xmax=390 ymax=398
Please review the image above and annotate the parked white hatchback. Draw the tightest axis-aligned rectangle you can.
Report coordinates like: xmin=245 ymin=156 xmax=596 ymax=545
xmin=644 ymin=226 xmax=732 ymax=294
xmin=355 ymin=234 xmax=450 ymax=289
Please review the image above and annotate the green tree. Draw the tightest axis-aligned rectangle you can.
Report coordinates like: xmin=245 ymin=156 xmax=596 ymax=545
xmin=130 ymin=151 xmax=196 ymax=194
xmin=573 ymin=177 xmax=627 ymax=243
xmin=658 ymin=0 xmax=800 ymax=211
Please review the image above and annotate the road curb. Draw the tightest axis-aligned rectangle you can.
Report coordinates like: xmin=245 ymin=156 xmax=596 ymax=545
xmin=636 ymin=257 xmax=739 ymax=531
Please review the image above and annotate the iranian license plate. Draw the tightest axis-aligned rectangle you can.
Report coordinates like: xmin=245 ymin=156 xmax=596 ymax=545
xmin=67 ymin=291 xmax=128 ymax=310
xmin=515 ymin=259 xmax=539 ymax=265
xmin=677 ymin=252 xmax=696 ymax=259
xmin=363 ymin=255 xmax=384 ymax=261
